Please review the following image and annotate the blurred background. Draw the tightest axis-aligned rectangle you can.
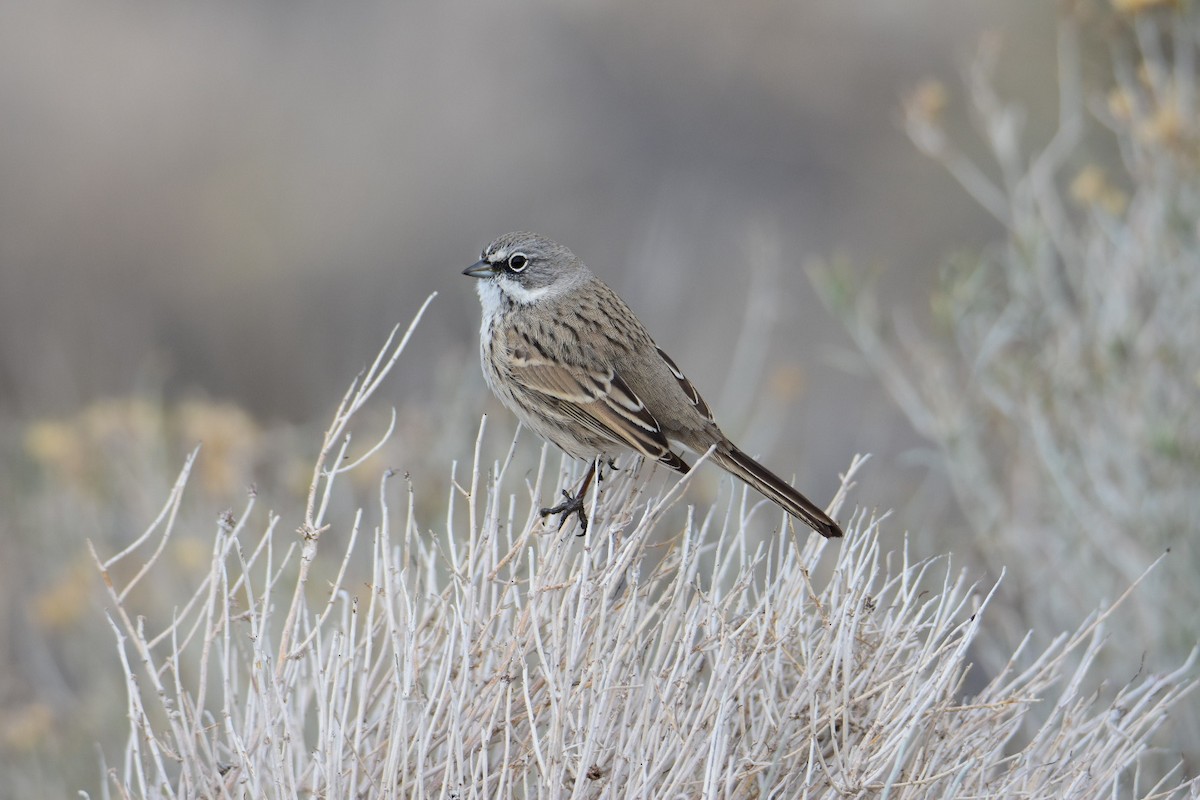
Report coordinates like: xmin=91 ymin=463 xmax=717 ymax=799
xmin=0 ymin=1 xmax=1054 ymax=468
xmin=8 ymin=0 xmax=1198 ymax=794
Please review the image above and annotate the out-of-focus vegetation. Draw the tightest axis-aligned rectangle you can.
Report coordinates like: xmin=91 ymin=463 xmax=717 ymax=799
xmin=814 ymin=1 xmax=1200 ymax=776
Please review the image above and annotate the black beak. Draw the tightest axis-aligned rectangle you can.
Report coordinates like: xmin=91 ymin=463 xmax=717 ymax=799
xmin=462 ymin=260 xmax=496 ymax=279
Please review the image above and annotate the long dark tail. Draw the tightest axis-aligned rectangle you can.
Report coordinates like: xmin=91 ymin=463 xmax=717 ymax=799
xmin=710 ymin=442 xmax=843 ymax=538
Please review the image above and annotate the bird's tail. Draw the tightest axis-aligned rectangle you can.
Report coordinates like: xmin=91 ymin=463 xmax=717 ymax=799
xmin=710 ymin=442 xmax=843 ymax=538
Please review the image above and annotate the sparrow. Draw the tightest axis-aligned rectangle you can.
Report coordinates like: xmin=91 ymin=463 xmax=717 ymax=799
xmin=463 ymin=232 xmax=842 ymax=538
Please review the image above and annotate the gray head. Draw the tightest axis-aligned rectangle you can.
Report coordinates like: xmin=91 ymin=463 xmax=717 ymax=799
xmin=463 ymin=232 xmax=591 ymax=305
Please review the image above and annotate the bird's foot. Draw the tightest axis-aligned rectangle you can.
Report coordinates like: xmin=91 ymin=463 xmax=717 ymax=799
xmin=541 ymin=489 xmax=589 ymax=535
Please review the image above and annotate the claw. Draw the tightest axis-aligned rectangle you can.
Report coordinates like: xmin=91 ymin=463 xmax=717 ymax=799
xmin=540 ymin=489 xmax=589 ymax=534
xmin=540 ymin=459 xmax=599 ymax=535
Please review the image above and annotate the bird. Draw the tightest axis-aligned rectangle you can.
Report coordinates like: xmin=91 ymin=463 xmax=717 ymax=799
xmin=462 ymin=232 xmax=843 ymax=538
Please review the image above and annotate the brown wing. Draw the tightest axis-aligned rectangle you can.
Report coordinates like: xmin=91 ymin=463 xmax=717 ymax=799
xmin=509 ymin=356 xmax=689 ymax=472
xmin=655 ymin=347 xmax=713 ymax=422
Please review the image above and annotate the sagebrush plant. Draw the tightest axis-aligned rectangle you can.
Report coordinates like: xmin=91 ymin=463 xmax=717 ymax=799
xmin=813 ymin=3 xmax=1200 ymax=777
xmin=89 ymin=296 xmax=1197 ymax=798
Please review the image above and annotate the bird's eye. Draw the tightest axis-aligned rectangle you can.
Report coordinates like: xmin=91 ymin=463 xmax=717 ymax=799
xmin=508 ymin=253 xmax=528 ymax=272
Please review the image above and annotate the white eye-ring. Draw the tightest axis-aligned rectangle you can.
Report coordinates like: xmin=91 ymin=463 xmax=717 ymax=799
xmin=508 ymin=253 xmax=528 ymax=272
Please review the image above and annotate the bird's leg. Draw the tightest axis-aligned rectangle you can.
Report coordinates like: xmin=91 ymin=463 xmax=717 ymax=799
xmin=541 ymin=459 xmax=599 ymax=534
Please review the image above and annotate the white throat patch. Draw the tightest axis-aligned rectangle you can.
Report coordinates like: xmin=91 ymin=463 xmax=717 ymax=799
xmin=475 ymin=279 xmax=505 ymax=324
